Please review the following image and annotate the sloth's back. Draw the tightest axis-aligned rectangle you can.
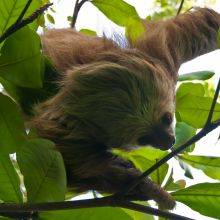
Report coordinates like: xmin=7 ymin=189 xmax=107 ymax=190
xmin=41 ymin=29 xmax=117 ymax=74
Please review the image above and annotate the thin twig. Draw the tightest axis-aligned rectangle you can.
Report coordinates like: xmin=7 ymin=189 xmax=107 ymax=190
xmin=16 ymin=0 xmax=33 ymax=24
xmin=205 ymin=78 xmax=220 ymax=126
xmin=119 ymin=201 xmax=194 ymax=220
xmin=0 ymin=197 xmax=193 ymax=220
xmin=177 ymin=0 xmax=185 ymax=15
xmin=0 ymin=3 xmax=53 ymax=44
xmin=71 ymin=0 xmax=89 ymax=28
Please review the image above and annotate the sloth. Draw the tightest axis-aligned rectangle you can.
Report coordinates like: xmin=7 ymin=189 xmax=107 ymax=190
xmin=31 ymin=8 xmax=220 ymax=209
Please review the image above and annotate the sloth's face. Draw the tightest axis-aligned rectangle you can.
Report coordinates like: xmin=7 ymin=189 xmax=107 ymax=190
xmin=66 ymin=54 xmax=176 ymax=151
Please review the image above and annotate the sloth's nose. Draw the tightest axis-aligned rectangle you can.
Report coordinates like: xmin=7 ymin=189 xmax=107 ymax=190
xmin=157 ymin=134 xmax=176 ymax=150
xmin=169 ymin=135 xmax=176 ymax=145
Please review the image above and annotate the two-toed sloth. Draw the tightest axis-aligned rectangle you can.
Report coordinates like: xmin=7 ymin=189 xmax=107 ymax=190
xmin=31 ymin=8 xmax=220 ymax=209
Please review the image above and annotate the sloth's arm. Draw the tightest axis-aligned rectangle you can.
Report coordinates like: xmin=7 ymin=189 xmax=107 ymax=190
xmin=135 ymin=8 xmax=220 ymax=74
xmin=67 ymin=152 xmax=175 ymax=210
xmin=168 ymin=8 xmax=220 ymax=65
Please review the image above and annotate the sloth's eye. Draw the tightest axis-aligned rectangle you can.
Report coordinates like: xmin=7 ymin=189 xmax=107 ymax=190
xmin=161 ymin=112 xmax=173 ymax=125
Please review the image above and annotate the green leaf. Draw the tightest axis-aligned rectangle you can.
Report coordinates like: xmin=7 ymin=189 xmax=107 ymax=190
xmin=174 ymin=122 xmax=196 ymax=152
xmin=17 ymin=139 xmax=66 ymax=202
xmin=92 ymin=0 xmax=140 ymax=27
xmin=164 ymin=169 xmax=186 ymax=191
xmin=130 ymin=155 xmax=168 ymax=186
xmin=0 ymin=155 xmax=22 ymax=202
xmin=217 ymin=29 xmax=220 ymax=49
xmin=0 ymin=217 xmax=12 ymax=220
xmin=175 ymin=111 xmax=182 ymax=122
xmin=113 ymin=148 xmax=168 ymax=185
xmin=176 ymin=82 xmax=205 ymax=99
xmin=172 ymin=183 xmax=220 ymax=219
xmin=180 ymin=155 xmax=220 ymax=180
xmin=0 ymin=93 xmax=26 ymax=154
xmin=125 ymin=18 xmax=145 ymax=42
xmin=178 ymin=71 xmax=215 ymax=81
xmin=67 ymin=16 xmax=72 ymax=22
xmin=176 ymin=94 xmax=220 ymax=128
xmin=0 ymin=0 xmax=42 ymax=35
xmin=92 ymin=0 xmax=144 ymax=41
xmin=0 ymin=27 xmax=43 ymax=88
xmin=203 ymin=81 xmax=215 ymax=98
xmin=0 ymin=57 xmax=59 ymax=115
xmin=178 ymin=160 xmax=193 ymax=179
xmin=79 ymin=29 xmax=97 ymax=36
xmin=47 ymin=14 xmax=55 ymax=24
xmin=40 ymin=207 xmax=132 ymax=220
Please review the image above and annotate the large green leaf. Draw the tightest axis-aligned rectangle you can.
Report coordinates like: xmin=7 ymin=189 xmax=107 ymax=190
xmin=176 ymin=82 xmax=205 ymax=99
xmin=0 ymin=93 xmax=26 ymax=154
xmin=0 ymin=0 xmax=42 ymax=35
xmin=0 ymin=57 xmax=59 ymax=115
xmin=40 ymin=207 xmax=132 ymax=220
xmin=130 ymin=155 xmax=168 ymax=186
xmin=0 ymin=27 xmax=43 ymax=88
xmin=0 ymin=155 xmax=22 ymax=202
xmin=17 ymin=139 xmax=66 ymax=202
xmin=92 ymin=0 xmax=144 ymax=41
xmin=92 ymin=0 xmax=139 ymax=27
xmin=113 ymin=148 xmax=168 ymax=185
xmin=178 ymin=71 xmax=215 ymax=81
xmin=125 ymin=18 xmax=145 ymax=42
xmin=172 ymin=183 xmax=220 ymax=219
xmin=176 ymin=94 xmax=220 ymax=128
xmin=174 ymin=122 xmax=196 ymax=152
xmin=180 ymin=155 xmax=220 ymax=180
xmin=118 ymin=147 xmax=167 ymax=161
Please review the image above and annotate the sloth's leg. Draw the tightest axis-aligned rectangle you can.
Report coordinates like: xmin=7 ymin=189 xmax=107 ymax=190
xmin=67 ymin=153 xmax=175 ymax=210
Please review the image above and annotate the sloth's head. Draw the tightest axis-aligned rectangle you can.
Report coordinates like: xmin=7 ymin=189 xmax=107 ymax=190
xmin=55 ymin=50 xmax=176 ymax=151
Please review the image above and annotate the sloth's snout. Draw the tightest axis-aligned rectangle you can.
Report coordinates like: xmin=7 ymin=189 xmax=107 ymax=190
xmin=162 ymin=134 xmax=176 ymax=150
xmin=137 ymin=130 xmax=175 ymax=151
xmin=137 ymin=135 xmax=152 ymax=146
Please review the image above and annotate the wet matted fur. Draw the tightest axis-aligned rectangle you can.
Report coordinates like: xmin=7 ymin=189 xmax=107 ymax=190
xmin=31 ymin=8 xmax=220 ymax=209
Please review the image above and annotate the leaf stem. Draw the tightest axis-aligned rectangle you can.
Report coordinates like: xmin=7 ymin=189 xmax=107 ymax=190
xmin=205 ymin=78 xmax=220 ymax=126
xmin=177 ymin=0 xmax=185 ymax=15
xmin=16 ymin=0 xmax=33 ymax=24
xmin=71 ymin=0 xmax=89 ymax=28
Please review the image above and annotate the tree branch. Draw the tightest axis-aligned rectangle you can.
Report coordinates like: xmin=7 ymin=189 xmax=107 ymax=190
xmin=119 ymin=201 xmax=194 ymax=220
xmin=205 ymin=78 xmax=220 ymax=126
xmin=0 ymin=196 xmax=194 ymax=220
xmin=71 ymin=0 xmax=89 ymax=28
xmin=0 ymin=3 xmax=53 ymax=44
xmin=177 ymin=0 xmax=185 ymax=15
xmin=115 ymin=78 xmax=220 ymax=196
xmin=16 ymin=0 xmax=33 ymax=24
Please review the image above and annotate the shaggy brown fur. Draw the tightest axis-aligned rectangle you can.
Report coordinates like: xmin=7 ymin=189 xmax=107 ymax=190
xmin=31 ymin=8 xmax=220 ymax=209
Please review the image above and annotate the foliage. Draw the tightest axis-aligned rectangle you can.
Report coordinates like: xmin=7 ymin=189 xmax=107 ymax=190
xmin=92 ymin=0 xmax=144 ymax=41
xmin=172 ymin=183 xmax=220 ymax=219
xmin=0 ymin=0 xmax=219 ymax=220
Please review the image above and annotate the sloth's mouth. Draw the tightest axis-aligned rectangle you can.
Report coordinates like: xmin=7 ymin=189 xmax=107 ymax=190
xmin=137 ymin=133 xmax=175 ymax=151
